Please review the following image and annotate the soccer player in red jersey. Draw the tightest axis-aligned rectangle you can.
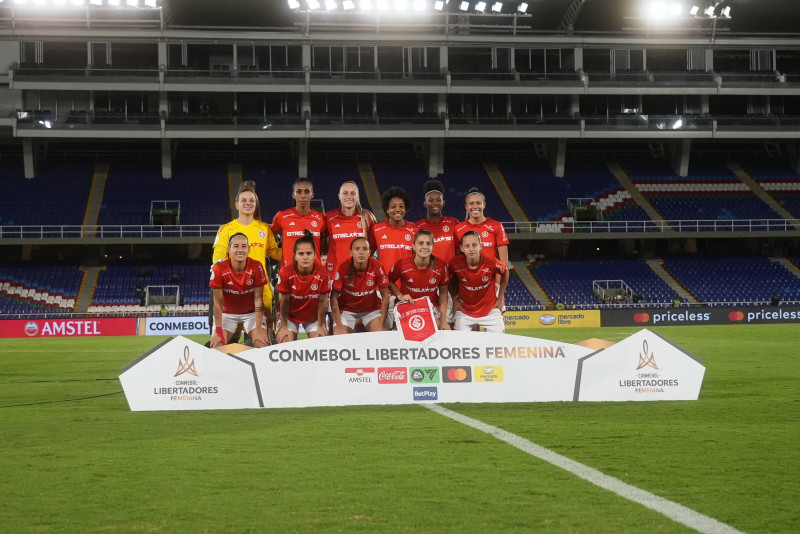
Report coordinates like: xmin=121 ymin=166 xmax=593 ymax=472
xmin=415 ymin=180 xmax=459 ymax=264
xmin=454 ymin=187 xmax=509 ymax=266
xmin=388 ymin=229 xmax=451 ymax=330
xmin=325 ymin=181 xmax=376 ymax=277
xmin=271 ymin=178 xmax=326 ymax=270
xmin=331 ymin=237 xmax=390 ymax=334
xmin=369 ymin=186 xmax=417 ymax=274
xmin=448 ymin=231 xmax=509 ymax=333
xmin=209 ymin=233 xmax=269 ymax=349
xmin=275 ymin=230 xmax=330 ymax=343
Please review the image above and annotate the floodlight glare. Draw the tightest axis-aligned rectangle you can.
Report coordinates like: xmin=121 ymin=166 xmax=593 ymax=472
xmin=669 ymin=2 xmax=681 ymax=16
xmin=307 ymin=0 xmax=320 ymax=9
xmin=689 ymin=5 xmax=699 ymax=15
xmin=413 ymin=0 xmax=425 ymax=11
xmin=672 ymin=119 xmax=683 ymax=129
xmin=360 ymin=0 xmax=372 ymax=10
xmin=33 ymin=0 xmax=47 ymax=5
xmin=703 ymin=6 xmax=715 ymax=16
xmin=720 ymin=6 xmax=731 ymax=18
xmin=108 ymin=0 xmax=122 ymax=6
xmin=459 ymin=1 xmax=469 ymax=11
xmin=14 ymin=0 xmax=28 ymax=5
xmin=325 ymin=0 xmax=337 ymax=10
xmin=126 ymin=0 xmax=139 ymax=6
xmin=394 ymin=0 xmax=407 ymax=12
xmin=71 ymin=0 xmax=87 ymax=7
xmin=53 ymin=0 xmax=67 ymax=6
xmin=434 ymin=0 xmax=444 ymax=9
xmin=342 ymin=0 xmax=355 ymax=9
xmin=475 ymin=1 xmax=486 ymax=12
xmin=145 ymin=0 xmax=158 ymax=6
xmin=288 ymin=0 xmax=300 ymax=9
xmin=376 ymin=0 xmax=389 ymax=12
xmin=517 ymin=2 xmax=528 ymax=13
xmin=491 ymin=1 xmax=502 ymax=13
xmin=649 ymin=1 xmax=665 ymax=18
xmin=89 ymin=0 xmax=103 ymax=5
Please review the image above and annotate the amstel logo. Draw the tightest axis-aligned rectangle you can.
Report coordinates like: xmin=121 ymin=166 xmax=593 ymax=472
xmin=24 ymin=321 xmax=39 ymax=337
xmin=728 ymin=311 xmax=745 ymax=322
xmin=174 ymin=346 xmax=200 ymax=377
xmin=634 ymin=313 xmax=651 ymax=323
xmin=635 ymin=340 xmax=660 ymax=371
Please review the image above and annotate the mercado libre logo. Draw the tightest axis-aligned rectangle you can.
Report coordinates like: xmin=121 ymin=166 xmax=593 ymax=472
xmin=174 ymin=346 xmax=200 ymax=377
xmin=635 ymin=340 xmax=660 ymax=371
xmin=442 ymin=366 xmax=472 ymax=383
xmin=728 ymin=311 xmax=745 ymax=322
xmin=474 ymin=366 xmax=504 ymax=383
xmin=634 ymin=313 xmax=651 ymax=323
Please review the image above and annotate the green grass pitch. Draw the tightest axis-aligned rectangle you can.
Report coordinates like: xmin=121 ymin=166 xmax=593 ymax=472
xmin=1 ymin=325 xmax=798 ymax=533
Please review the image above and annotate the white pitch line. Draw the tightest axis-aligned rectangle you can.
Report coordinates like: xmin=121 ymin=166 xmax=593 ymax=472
xmin=425 ymin=404 xmax=744 ymax=534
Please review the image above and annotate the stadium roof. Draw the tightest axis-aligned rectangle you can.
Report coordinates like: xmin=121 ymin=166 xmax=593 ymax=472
xmin=165 ymin=0 xmax=800 ymax=34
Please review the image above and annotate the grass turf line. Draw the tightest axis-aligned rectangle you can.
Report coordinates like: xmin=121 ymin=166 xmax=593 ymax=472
xmin=0 ymin=327 xmax=797 ymax=532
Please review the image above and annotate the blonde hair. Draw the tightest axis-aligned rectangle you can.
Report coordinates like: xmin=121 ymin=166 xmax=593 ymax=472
xmin=340 ymin=181 xmax=374 ymax=238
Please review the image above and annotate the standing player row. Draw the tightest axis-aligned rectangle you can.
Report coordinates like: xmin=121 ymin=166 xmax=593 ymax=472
xmin=209 ymin=179 xmax=510 ymax=345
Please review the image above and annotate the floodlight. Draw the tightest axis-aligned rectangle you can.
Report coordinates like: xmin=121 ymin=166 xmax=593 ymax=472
xmin=144 ymin=0 xmax=158 ymax=7
xmin=307 ymin=0 xmax=320 ymax=9
xmin=459 ymin=1 xmax=469 ymax=11
xmin=394 ymin=0 xmax=407 ymax=12
xmin=376 ymin=0 xmax=389 ymax=11
xmin=89 ymin=0 xmax=103 ymax=5
xmin=703 ymin=6 xmax=714 ymax=16
xmin=649 ymin=1 xmax=665 ymax=18
xmin=126 ymin=0 xmax=139 ymax=6
xmin=33 ymin=0 xmax=47 ymax=6
xmin=672 ymin=119 xmax=683 ymax=129
xmin=108 ymin=0 xmax=122 ymax=6
xmin=325 ymin=0 xmax=336 ymax=10
xmin=668 ymin=2 xmax=681 ymax=16
xmin=72 ymin=0 xmax=86 ymax=6
xmin=517 ymin=2 xmax=527 ymax=13
xmin=14 ymin=0 xmax=28 ymax=5
xmin=359 ymin=0 xmax=372 ymax=10
xmin=288 ymin=0 xmax=300 ymax=9
xmin=53 ymin=0 xmax=67 ymax=6
xmin=720 ymin=6 xmax=730 ymax=18
xmin=342 ymin=0 xmax=355 ymax=9
xmin=689 ymin=5 xmax=699 ymax=15
xmin=475 ymin=1 xmax=486 ymax=12
xmin=491 ymin=1 xmax=502 ymax=13
xmin=413 ymin=0 xmax=425 ymax=11
xmin=434 ymin=0 xmax=444 ymax=10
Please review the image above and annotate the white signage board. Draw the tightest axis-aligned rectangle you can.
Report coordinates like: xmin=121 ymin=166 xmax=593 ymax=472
xmin=236 ymin=331 xmax=594 ymax=408
xmin=574 ymin=329 xmax=705 ymax=401
xmin=144 ymin=316 xmax=209 ymax=336
xmin=120 ymin=337 xmax=262 ymax=411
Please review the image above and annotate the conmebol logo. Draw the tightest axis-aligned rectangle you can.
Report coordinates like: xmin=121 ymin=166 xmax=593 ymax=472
xmin=539 ymin=314 xmax=556 ymax=326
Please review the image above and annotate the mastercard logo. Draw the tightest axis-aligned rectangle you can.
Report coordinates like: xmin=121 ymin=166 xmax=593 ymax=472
xmin=728 ymin=311 xmax=744 ymax=321
xmin=634 ymin=313 xmax=650 ymax=323
xmin=442 ymin=366 xmax=472 ymax=383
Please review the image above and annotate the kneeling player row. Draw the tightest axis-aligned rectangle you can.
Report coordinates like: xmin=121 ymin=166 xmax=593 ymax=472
xmin=209 ymin=230 xmax=508 ymax=348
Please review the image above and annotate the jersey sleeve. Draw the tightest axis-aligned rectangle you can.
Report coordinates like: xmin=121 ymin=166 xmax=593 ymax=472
xmin=209 ymin=262 xmax=223 ymax=289
xmin=367 ymin=224 xmax=377 ymax=253
xmin=495 ymin=221 xmax=510 ymax=247
xmin=270 ymin=213 xmax=283 ymax=236
xmin=388 ymin=259 xmax=402 ymax=283
xmin=212 ymin=224 xmax=231 ymax=264
xmin=376 ymin=262 xmax=389 ymax=289
xmin=264 ymin=224 xmax=283 ymax=263
xmin=255 ymin=262 xmax=268 ymax=287
xmin=331 ymin=266 xmax=344 ymax=292
xmin=275 ymin=266 xmax=291 ymax=293
xmin=493 ymin=258 xmax=508 ymax=275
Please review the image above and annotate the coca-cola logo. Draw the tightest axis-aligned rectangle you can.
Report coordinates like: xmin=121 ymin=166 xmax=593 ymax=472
xmin=377 ymin=367 xmax=407 ymax=384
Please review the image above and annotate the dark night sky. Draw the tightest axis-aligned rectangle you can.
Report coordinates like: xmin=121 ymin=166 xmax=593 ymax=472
xmin=165 ymin=0 xmax=800 ymax=34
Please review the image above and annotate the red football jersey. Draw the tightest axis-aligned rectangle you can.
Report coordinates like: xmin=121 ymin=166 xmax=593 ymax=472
xmin=325 ymin=209 xmax=370 ymax=275
xmin=276 ymin=263 xmax=329 ymax=324
xmin=332 ymin=257 xmax=389 ymax=314
xmin=454 ymin=218 xmax=509 ymax=259
xmin=368 ymin=220 xmax=417 ymax=275
xmin=448 ymin=255 xmax=507 ymax=318
xmin=209 ymin=257 xmax=267 ymax=315
xmin=415 ymin=216 xmax=460 ymax=264
xmin=388 ymin=256 xmax=450 ymax=308
xmin=271 ymin=208 xmax=326 ymax=269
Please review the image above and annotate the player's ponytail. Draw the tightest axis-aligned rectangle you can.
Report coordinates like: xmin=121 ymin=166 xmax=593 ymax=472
xmin=293 ymin=229 xmax=316 ymax=253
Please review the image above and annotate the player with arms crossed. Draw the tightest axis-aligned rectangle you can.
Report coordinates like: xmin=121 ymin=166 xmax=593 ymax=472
xmin=275 ymin=230 xmax=330 ymax=343
xmin=271 ymin=178 xmax=326 ymax=270
xmin=448 ymin=231 xmax=509 ymax=333
xmin=330 ymin=237 xmax=390 ymax=334
xmin=209 ymin=233 xmax=269 ymax=348
xmin=388 ymin=229 xmax=451 ymax=330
